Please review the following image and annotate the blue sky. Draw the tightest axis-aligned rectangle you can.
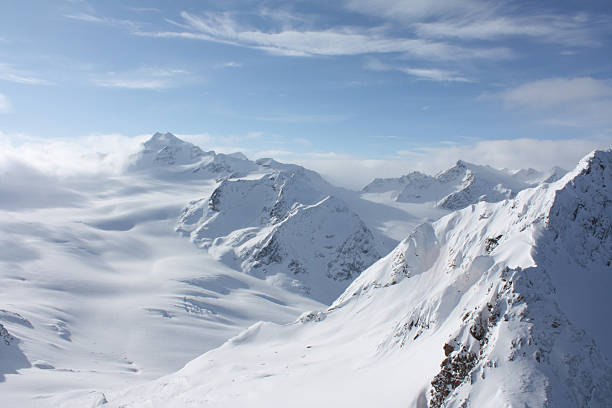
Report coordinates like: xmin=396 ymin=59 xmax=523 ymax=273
xmin=1 ymin=0 xmax=612 ymax=187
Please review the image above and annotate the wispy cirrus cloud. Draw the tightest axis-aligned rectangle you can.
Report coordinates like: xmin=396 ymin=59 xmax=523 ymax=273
xmin=415 ymin=14 xmax=606 ymax=47
xmin=365 ymin=58 xmax=470 ymax=82
xmin=139 ymin=11 xmax=513 ymax=60
xmin=346 ymin=0 xmax=608 ymax=47
xmin=343 ymin=0 xmax=485 ymax=20
xmin=0 ymin=63 xmax=54 ymax=85
xmin=92 ymin=67 xmax=197 ymax=90
xmin=65 ymin=12 xmax=140 ymax=31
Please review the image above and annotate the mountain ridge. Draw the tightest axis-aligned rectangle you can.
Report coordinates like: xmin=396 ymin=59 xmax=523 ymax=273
xmin=363 ymin=159 xmax=568 ymax=211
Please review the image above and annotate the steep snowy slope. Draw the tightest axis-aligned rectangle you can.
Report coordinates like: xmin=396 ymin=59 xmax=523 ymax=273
xmin=177 ymin=163 xmax=384 ymax=303
xmin=105 ymin=150 xmax=612 ymax=408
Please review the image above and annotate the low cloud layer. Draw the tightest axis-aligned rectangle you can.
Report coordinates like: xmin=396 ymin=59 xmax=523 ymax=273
xmin=285 ymin=137 xmax=612 ymax=189
xmin=0 ymin=132 xmax=147 ymax=177
xmin=1 ymin=131 xmax=609 ymax=190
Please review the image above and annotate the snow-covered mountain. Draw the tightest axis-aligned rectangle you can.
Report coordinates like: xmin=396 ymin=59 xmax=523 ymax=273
xmin=131 ymin=134 xmax=385 ymax=303
xmin=508 ymin=166 xmax=567 ymax=184
xmin=128 ymin=132 xmax=257 ymax=179
xmin=363 ymin=160 xmax=567 ymax=210
xmin=106 ymin=150 xmax=612 ymax=408
xmin=177 ymin=160 xmax=383 ymax=304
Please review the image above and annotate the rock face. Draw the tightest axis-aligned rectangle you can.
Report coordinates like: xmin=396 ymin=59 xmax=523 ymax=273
xmin=177 ymin=163 xmax=382 ymax=304
xmin=363 ymin=160 xmax=567 ymax=211
xmin=0 ymin=323 xmax=31 ymax=382
xmin=109 ymin=150 xmax=612 ymax=408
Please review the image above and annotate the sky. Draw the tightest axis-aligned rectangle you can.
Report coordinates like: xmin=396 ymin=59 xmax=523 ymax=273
xmin=1 ymin=0 xmax=612 ymax=188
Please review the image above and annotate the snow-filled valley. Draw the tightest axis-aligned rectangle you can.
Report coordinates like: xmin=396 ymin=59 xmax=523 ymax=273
xmin=1 ymin=133 xmax=611 ymax=407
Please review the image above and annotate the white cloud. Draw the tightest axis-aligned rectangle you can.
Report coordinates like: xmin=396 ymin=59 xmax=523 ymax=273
xmin=0 ymin=93 xmax=11 ymax=113
xmin=495 ymin=77 xmax=612 ymax=128
xmin=366 ymin=58 xmax=470 ymax=82
xmin=344 ymin=0 xmax=483 ymax=21
xmin=346 ymin=0 xmax=606 ymax=47
xmin=396 ymin=137 xmax=612 ymax=174
xmin=92 ymin=68 xmax=196 ymax=90
xmin=499 ymin=77 xmax=612 ymax=109
xmin=272 ymin=137 xmax=612 ymax=189
xmin=0 ymin=63 xmax=54 ymax=85
xmin=415 ymin=14 xmax=603 ymax=46
xmin=65 ymin=12 xmax=140 ymax=31
xmin=140 ymin=11 xmax=513 ymax=60
xmin=0 ymin=131 xmax=148 ymax=177
xmin=1 ymin=131 xmax=609 ymax=190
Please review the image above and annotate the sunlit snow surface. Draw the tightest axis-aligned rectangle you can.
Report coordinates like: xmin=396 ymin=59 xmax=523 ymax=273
xmin=2 ymin=134 xmax=609 ymax=408
xmin=0 ymin=173 xmax=326 ymax=406
xmin=0 ymin=134 xmax=432 ymax=406
xmin=104 ymin=150 xmax=612 ymax=408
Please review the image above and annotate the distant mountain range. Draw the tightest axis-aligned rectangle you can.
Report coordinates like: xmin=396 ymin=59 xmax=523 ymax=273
xmin=363 ymin=159 xmax=567 ymax=210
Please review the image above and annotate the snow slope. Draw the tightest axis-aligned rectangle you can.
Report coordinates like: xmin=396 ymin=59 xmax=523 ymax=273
xmin=0 ymin=132 xmax=407 ymax=406
xmin=0 ymin=160 xmax=323 ymax=407
xmin=105 ymin=149 xmax=612 ymax=408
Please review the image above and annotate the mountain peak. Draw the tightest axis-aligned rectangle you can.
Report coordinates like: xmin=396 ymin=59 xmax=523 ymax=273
xmin=129 ymin=132 xmax=206 ymax=171
xmin=580 ymin=149 xmax=611 ymax=171
xmin=144 ymin=132 xmax=186 ymax=148
xmin=455 ymin=159 xmax=468 ymax=168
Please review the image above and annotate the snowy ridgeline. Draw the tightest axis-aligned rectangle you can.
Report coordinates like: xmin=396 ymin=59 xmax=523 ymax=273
xmin=105 ymin=150 xmax=612 ymax=408
xmin=363 ymin=159 xmax=567 ymax=210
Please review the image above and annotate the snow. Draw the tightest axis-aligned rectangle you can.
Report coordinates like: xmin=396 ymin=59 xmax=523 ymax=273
xmin=2 ymin=132 xmax=610 ymax=408
xmin=104 ymin=149 xmax=612 ymax=408
xmin=363 ymin=160 xmax=568 ymax=211
xmin=177 ymin=166 xmax=386 ymax=303
xmin=0 ymin=135 xmax=327 ymax=406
